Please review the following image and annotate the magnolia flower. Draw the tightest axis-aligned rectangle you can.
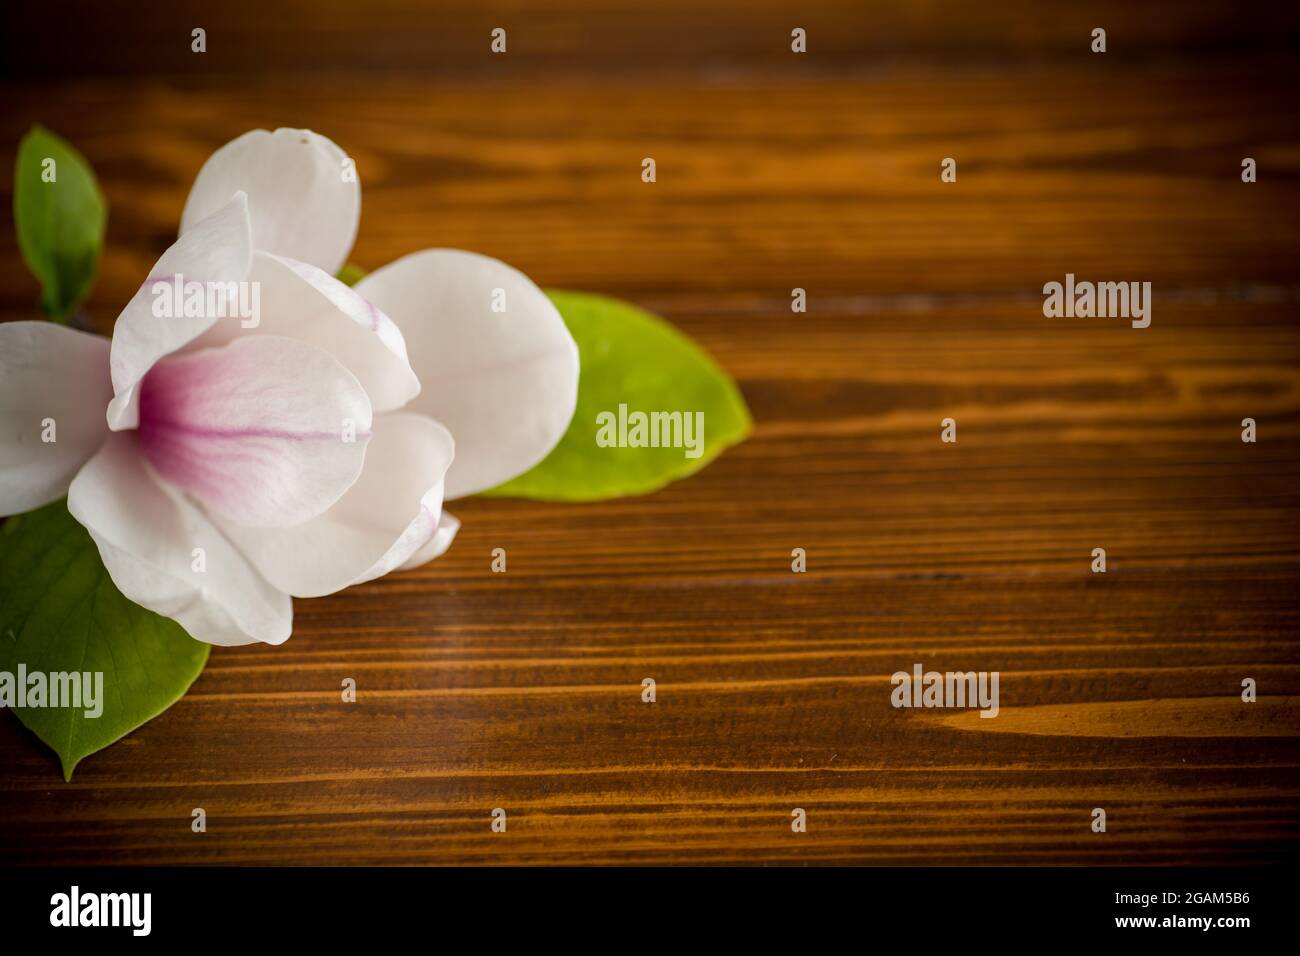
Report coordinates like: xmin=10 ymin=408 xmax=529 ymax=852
xmin=0 ymin=129 xmax=579 ymax=646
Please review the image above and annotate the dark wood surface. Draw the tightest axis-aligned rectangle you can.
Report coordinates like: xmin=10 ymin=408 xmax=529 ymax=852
xmin=1 ymin=2 xmax=1298 ymax=865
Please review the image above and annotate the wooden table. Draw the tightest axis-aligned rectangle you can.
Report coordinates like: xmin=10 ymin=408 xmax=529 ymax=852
xmin=1 ymin=1 xmax=1298 ymax=865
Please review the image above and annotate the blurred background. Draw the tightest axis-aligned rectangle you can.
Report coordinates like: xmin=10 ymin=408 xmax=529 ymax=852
xmin=5 ymin=1 xmax=1300 ymax=311
xmin=1 ymin=1 xmax=1298 ymax=865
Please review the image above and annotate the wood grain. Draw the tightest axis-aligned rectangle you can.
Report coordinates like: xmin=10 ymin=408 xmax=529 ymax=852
xmin=1 ymin=1 xmax=1298 ymax=865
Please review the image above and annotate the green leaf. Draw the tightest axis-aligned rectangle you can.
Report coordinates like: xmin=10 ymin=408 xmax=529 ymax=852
xmin=0 ymin=501 xmax=209 ymax=780
xmin=484 ymin=290 xmax=752 ymax=501
xmin=337 ymin=262 xmax=367 ymax=287
xmin=13 ymin=125 xmax=107 ymax=321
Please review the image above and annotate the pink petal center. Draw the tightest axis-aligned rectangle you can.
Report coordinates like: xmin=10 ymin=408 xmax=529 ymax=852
xmin=134 ymin=337 xmax=372 ymax=528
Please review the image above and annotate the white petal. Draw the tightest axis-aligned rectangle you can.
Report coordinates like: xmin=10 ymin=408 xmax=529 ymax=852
xmin=218 ymin=412 xmax=454 ymax=597
xmin=67 ymin=432 xmax=292 ymax=647
xmin=355 ymin=250 xmax=579 ymax=498
xmin=181 ymin=129 xmax=359 ymax=276
xmin=185 ymin=251 xmax=419 ymax=412
xmin=0 ymin=322 xmax=112 ymax=516
xmin=135 ymin=335 xmax=373 ymax=528
xmin=108 ymin=192 xmax=254 ymax=430
xmin=398 ymin=510 xmax=460 ymax=571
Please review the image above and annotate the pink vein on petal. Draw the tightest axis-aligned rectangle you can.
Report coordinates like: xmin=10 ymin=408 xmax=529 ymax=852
xmin=133 ymin=340 xmax=372 ymax=527
xmin=141 ymin=420 xmax=371 ymax=442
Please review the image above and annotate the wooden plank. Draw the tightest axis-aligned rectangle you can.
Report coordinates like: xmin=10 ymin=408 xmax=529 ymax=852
xmin=5 ymin=2 xmax=1300 ymax=77
xmin=0 ymin=53 xmax=1297 ymax=864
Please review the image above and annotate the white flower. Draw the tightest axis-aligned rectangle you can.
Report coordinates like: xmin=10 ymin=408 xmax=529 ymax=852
xmin=0 ymin=128 xmax=579 ymax=646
